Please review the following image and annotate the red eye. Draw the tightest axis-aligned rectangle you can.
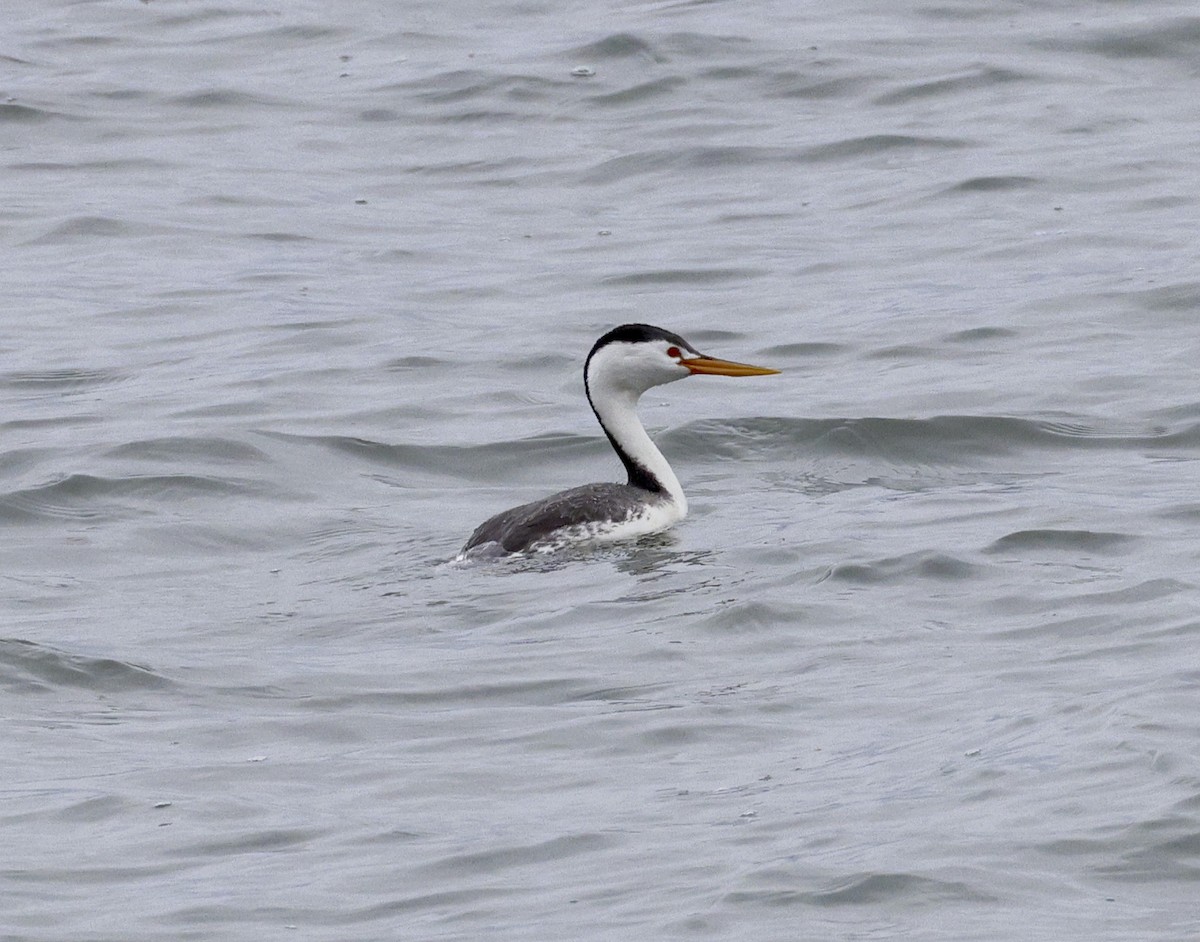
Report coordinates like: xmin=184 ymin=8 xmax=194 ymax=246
xmin=667 ymin=346 xmax=681 ymax=359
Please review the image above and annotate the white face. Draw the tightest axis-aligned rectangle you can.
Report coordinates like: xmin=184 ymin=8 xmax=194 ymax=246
xmin=588 ymin=339 xmax=696 ymax=395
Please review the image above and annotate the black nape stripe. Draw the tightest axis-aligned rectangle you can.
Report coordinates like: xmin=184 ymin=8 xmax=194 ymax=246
xmin=622 ymin=459 xmax=666 ymax=495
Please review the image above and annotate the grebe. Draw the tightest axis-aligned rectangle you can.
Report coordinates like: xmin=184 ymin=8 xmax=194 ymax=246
xmin=458 ymin=323 xmax=778 ymax=557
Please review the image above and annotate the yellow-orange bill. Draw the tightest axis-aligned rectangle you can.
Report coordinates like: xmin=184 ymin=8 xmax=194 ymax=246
xmin=681 ymin=355 xmax=780 ymax=377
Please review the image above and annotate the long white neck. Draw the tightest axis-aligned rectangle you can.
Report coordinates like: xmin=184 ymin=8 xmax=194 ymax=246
xmin=587 ymin=379 xmax=687 ymax=516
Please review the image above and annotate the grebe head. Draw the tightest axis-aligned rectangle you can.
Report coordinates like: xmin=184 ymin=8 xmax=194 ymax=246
xmin=585 ymin=323 xmax=780 ymax=399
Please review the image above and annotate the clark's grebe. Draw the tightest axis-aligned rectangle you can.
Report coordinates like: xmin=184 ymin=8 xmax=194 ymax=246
xmin=458 ymin=323 xmax=779 ymax=558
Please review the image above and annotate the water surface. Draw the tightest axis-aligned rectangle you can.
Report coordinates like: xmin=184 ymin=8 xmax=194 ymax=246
xmin=4 ymin=1 xmax=1200 ymax=939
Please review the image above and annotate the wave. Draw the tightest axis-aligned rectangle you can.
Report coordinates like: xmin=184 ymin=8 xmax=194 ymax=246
xmin=1 ymin=367 xmax=128 ymax=392
xmin=0 ymin=102 xmax=76 ymax=123
xmin=261 ymin=413 xmax=1200 ymax=487
xmin=984 ymin=529 xmax=1136 ymax=555
xmin=102 ymin=436 xmax=269 ymax=466
xmin=821 ymin=550 xmax=980 ymax=585
xmin=1045 ymin=15 xmax=1200 ymax=63
xmin=873 ymin=66 xmax=1033 ymax=106
xmin=725 ymin=870 xmax=995 ymax=906
xmin=0 ymin=638 xmax=171 ymax=695
xmin=0 ymin=472 xmax=259 ymax=524
xmin=583 ymin=135 xmax=968 ymax=184
xmin=662 ymin=414 xmax=1200 ymax=464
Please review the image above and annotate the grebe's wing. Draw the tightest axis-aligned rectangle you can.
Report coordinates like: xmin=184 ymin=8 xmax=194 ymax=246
xmin=461 ymin=483 xmax=653 ymax=555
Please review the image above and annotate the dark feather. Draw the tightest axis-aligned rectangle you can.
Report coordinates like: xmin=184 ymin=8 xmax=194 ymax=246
xmin=462 ymin=482 xmax=659 ymax=555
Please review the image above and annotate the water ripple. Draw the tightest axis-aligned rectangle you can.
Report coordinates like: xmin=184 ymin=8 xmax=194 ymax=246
xmin=1062 ymin=16 xmax=1200 ymax=62
xmin=0 ymin=473 xmax=258 ymax=523
xmin=985 ymin=529 xmax=1136 ymax=555
xmin=874 ymin=66 xmax=1032 ymax=105
xmin=724 ymin=870 xmax=995 ymax=906
xmin=798 ymin=134 xmax=972 ymax=163
xmin=2 ymin=367 xmax=128 ymax=392
xmin=0 ymin=102 xmax=76 ymax=123
xmin=0 ymin=638 xmax=171 ymax=694
xmin=823 ymin=550 xmax=980 ymax=585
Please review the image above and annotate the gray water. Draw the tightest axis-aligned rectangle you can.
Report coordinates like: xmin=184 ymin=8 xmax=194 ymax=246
xmin=4 ymin=1 xmax=1200 ymax=939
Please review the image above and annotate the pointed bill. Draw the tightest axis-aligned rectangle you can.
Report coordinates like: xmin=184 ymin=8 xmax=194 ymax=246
xmin=680 ymin=355 xmax=780 ymax=377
